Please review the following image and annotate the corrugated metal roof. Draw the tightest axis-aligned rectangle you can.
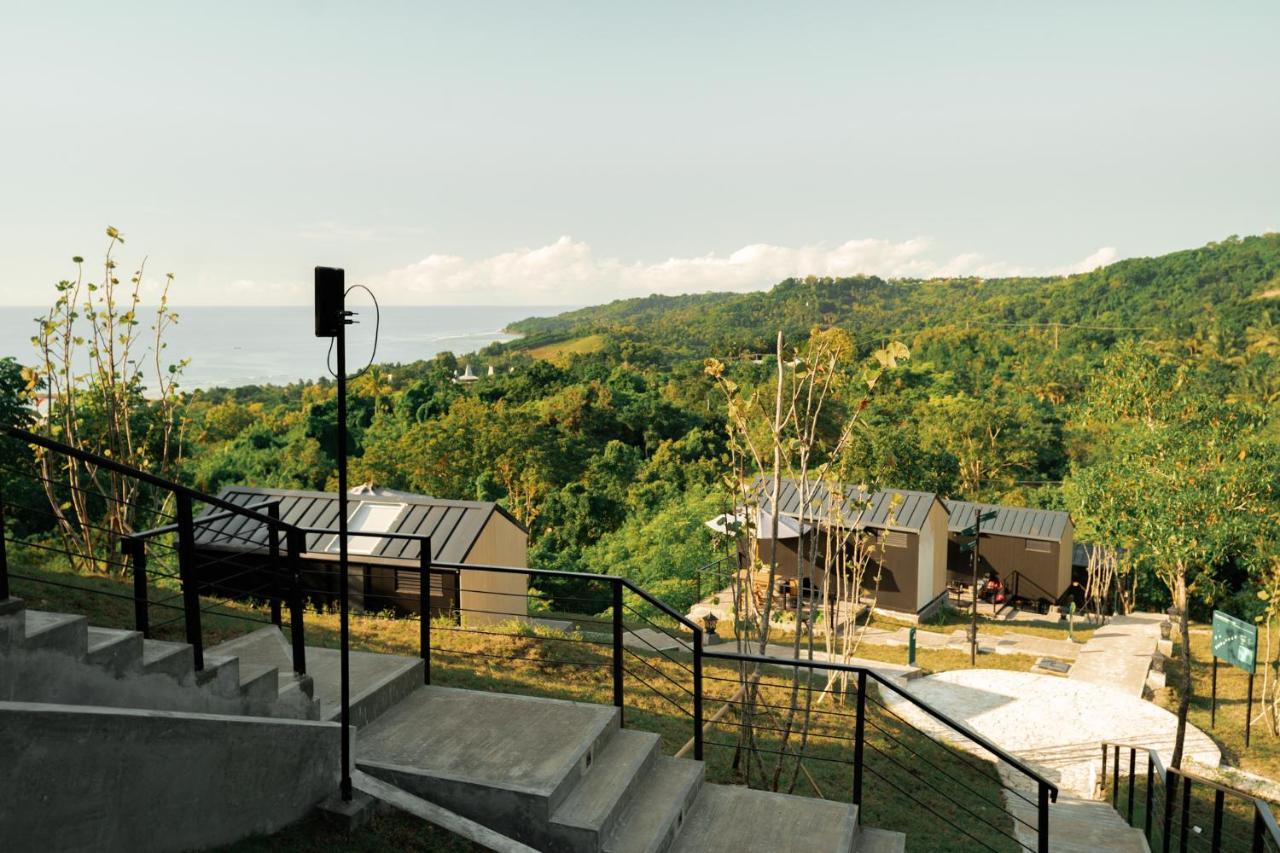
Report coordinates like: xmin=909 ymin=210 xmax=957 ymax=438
xmin=755 ymin=477 xmax=942 ymax=533
xmin=194 ymin=486 xmax=525 ymax=564
xmin=944 ymin=500 xmax=1071 ymax=543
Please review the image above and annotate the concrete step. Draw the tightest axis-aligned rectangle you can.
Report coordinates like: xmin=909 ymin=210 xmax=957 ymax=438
xmin=857 ymin=827 xmax=907 ymax=853
xmin=85 ymin=626 xmax=143 ymax=677
xmin=237 ymin=663 xmax=281 ymax=707
xmin=668 ymin=784 xmax=859 ymax=853
xmin=357 ymin=685 xmax=620 ymax=848
xmin=194 ymin=653 xmax=242 ymax=698
xmin=549 ymin=729 xmax=661 ymax=852
xmin=23 ymin=610 xmax=88 ymax=658
xmin=604 ymin=757 xmax=704 ymax=853
xmin=0 ymin=597 xmax=25 ymax=648
xmin=141 ymin=638 xmax=195 ymax=683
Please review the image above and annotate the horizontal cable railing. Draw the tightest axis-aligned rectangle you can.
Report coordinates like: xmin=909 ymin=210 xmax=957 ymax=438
xmin=3 ymin=423 xmax=1062 ymax=848
xmin=1100 ymin=740 xmax=1280 ymax=852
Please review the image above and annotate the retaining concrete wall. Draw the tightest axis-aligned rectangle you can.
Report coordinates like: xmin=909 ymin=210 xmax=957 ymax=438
xmin=0 ymin=701 xmax=344 ymax=853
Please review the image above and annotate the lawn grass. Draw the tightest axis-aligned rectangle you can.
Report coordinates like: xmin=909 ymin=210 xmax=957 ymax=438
xmin=1155 ymin=628 xmax=1280 ymax=782
xmin=523 ymin=333 xmax=606 ymax=366
xmin=8 ymin=548 xmax=1026 ymax=853
xmin=873 ymin=607 xmax=1099 ymax=644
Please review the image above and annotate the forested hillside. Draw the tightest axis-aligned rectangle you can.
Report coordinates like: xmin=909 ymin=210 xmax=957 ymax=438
xmin=6 ymin=234 xmax=1278 ymax=618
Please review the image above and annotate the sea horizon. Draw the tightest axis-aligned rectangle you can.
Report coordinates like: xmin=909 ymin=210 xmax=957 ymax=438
xmin=0 ymin=304 xmax=577 ymax=391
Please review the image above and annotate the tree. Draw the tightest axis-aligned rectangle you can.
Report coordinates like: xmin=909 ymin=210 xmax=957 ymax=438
xmin=706 ymin=328 xmax=907 ymax=792
xmin=29 ymin=228 xmax=186 ymax=566
xmin=1069 ymin=342 xmax=1274 ymax=766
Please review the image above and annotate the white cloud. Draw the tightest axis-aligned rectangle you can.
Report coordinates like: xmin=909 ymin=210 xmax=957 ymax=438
xmin=366 ymin=236 xmax=1122 ymax=305
xmin=1047 ymin=246 xmax=1119 ymax=276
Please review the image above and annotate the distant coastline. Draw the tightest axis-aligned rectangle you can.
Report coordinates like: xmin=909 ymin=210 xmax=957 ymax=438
xmin=0 ymin=305 xmax=573 ymax=391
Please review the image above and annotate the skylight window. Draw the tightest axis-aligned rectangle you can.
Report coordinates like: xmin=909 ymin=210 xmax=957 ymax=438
xmin=326 ymin=502 xmax=405 ymax=556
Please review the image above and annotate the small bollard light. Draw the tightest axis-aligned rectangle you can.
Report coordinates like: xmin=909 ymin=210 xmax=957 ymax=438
xmin=908 ymin=626 xmax=917 ymax=667
xmin=1067 ymin=600 xmax=1076 ymax=642
xmin=702 ymin=612 xmax=719 ymax=636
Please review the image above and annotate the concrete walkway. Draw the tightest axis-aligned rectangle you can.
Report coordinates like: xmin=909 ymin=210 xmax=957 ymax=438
xmin=883 ymin=669 xmax=1218 ymax=852
xmin=1068 ymin=613 xmax=1163 ymax=696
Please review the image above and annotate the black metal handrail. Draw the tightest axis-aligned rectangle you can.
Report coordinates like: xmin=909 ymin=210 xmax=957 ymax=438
xmin=1099 ymin=740 xmax=1280 ymax=852
xmin=3 ymin=423 xmax=1066 ymax=847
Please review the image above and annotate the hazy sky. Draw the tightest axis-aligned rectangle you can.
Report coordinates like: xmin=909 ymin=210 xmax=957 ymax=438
xmin=2 ymin=2 xmax=1277 ymax=306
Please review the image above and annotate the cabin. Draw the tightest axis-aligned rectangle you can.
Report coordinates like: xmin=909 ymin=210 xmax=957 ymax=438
xmin=944 ymin=501 xmax=1073 ymax=606
xmin=733 ymin=479 xmax=951 ymax=618
xmin=192 ymin=485 xmax=529 ymax=626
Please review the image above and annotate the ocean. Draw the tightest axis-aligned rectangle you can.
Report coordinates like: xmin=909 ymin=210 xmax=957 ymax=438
xmin=0 ymin=305 xmax=568 ymax=390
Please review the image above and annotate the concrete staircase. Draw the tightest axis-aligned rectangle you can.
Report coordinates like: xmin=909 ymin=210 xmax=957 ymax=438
xmin=0 ymin=598 xmax=318 ymax=719
xmin=357 ymin=685 xmax=905 ymax=853
xmin=1 ymin=595 xmax=905 ymax=851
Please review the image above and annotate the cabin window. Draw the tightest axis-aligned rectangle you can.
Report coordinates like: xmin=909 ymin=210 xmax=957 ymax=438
xmin=324 ymin=502 xmax=405 ymax=555
xmin=396 ymin=570 xmax=444 ymax=596
xmin=1025 ymin=539 xmax=1052 ymax=553
xmin=883 ymin=531 xmax=909 ymax=549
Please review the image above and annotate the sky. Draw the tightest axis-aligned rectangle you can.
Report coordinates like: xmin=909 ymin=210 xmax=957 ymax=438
xmin=1 ymin=1 xmax=1277 ymax=307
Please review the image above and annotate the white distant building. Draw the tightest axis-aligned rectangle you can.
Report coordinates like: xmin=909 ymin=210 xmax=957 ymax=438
xmin=455 ymin=364 xmax=479 ymax=384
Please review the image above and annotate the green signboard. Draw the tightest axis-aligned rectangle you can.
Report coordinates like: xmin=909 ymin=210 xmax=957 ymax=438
xmin=1212 ymin=610 xmax=1258 ymax=674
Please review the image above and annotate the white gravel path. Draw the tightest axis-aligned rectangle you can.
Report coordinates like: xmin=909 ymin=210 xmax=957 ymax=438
xmin=881 ymin=669 xmax=1220 ymax=796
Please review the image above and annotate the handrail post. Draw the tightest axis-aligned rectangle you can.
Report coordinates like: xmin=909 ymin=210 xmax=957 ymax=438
xmin=267 ymin=503 xmax=282 ymax=627
xmin=420 ymin=540 xmax=431 ymax=685
xmin=286 ymin=528 xmax=307 ymax=675
xmin=612 ymin=577 xmax=624 ymax=719
xmin=1255 ymin=807 xmax=1266 ymax=853
xmin=0 ymin=486 xmax=8 ymax=601
xmin=1152 ymin=753 xmax=1162 ymax=835
xmin=692 ymin=626 xmax=704 ymax=761
xmin=1180 ymin=776 xmax=1191 ymax=853
xmin=1211 ymin=788 xmax=1224 ymax=852
xmin=1101 ymin=744 xmax=1108 ymax=796
xmin=1128 ymin=747 xmax=1136 ymax=823
xmin=1113 ymin=744 xmax=1120 ymax=807
xmin=175 ymin=493 xmax=203 ymax=670
xmin=1038 ymin=780 xmax=1050 ymax=853
xmin=1163 ymin=770 xmax=1175 ymax=853
xmin=853 ymin=669 xmax=867 ymax=807
xmin=124 ymin=536 xmax=149 ymax=637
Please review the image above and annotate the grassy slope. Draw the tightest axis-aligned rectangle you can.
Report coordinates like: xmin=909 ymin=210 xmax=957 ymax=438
xmin=522 ymin=333 xmax=606 ymax=366
xmin=12 ymin=554 xmax=1039 ymax=853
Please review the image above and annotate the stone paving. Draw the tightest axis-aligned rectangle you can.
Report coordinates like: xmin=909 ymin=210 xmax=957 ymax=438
xmin=1067 ymin=613 xmax=1164 ymax=696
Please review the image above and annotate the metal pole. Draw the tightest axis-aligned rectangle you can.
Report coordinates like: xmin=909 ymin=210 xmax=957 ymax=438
xmin=286 ymin=528 xmax=307 ymax=675
xmin=1113 ymin=745 xmax=1120 ymax=807
xmin=1152 ymin=753 xmax=1162 ymax=835
xmin=1179 ymin=776 xmax=1190 ymax=853
xmin=420 ymin=542 xmax=431 ymax=685
xmin=126 ymin=537 xmax=149 ymax=637
xmin=0 ymin=488 xmax=8 ymax=601
xmin=1128 ymin=747 xmax=1136 ymax=823
xmin=971 ymin=511 xmax=981 ymax=666
xmin=1211 ymin=788 xmax=1224 ymax=852
xmin=268 ymin=502 xmax=282 ymax=627
xmin=175 ymin=493 xmax=203 ymax=670
xmin=1246 ymin=672 xmax=1255 ymax=748
xmin=1211 ymin=657 xmax=1217 ymax=729
xmin=337 ymin=302 xmax=352 ymax=803
xmin=692 ymin=627 xmax=704 ymax=761
xmin=1038 ymin=780 xmax=1050 ymax=853
xmin=853 ymin=670 xmax=866 ymax=807
xmin=612 ymin=578 xmax=624 ymax=716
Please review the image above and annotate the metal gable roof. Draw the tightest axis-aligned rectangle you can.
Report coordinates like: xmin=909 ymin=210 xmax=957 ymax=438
xmin=194 ymin=486 xmax=523 ymax=564
xmin=754 ymin=477 xmax=942 ymax=533
xmin=944 ymin=500 xmax=1071 ymax=543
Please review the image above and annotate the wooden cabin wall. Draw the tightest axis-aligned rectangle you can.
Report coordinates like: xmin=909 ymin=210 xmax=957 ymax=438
xmin=461 ymin=513 xmax=530 ymax=626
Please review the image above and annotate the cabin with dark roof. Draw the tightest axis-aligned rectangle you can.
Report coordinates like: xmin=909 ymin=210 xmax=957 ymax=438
xmin=192 ymin=485 xmax=529 ymax=626
xmin=944 ymin=501 xmax=1073 ymax=605
xmin=746 ymin=478 xmax=951 ymax=617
